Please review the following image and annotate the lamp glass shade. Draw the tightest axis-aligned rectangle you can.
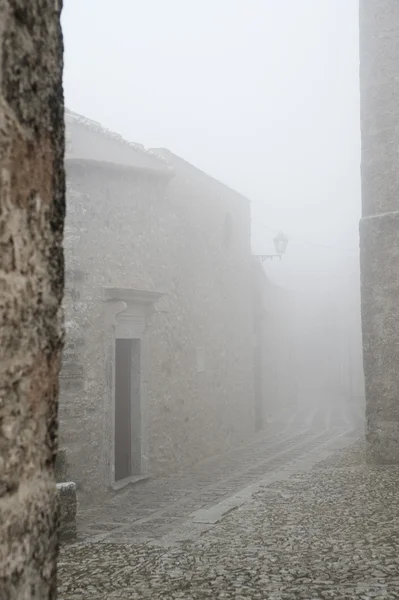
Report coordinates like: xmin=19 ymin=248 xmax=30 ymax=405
xmin=274 ymin=231 xmax=288 ymax=255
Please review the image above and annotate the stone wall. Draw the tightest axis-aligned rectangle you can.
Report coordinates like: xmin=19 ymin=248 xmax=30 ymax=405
xmin=60 ymin=160 xmax=172 ymax=500
xmin=359 ymin=0 xmax=399 ymax=462
xmin=0 ymin=1 xmax=65 ymax=598
xmin=149 ymin=150 xmax=255 ymax=474
xmin=60 ymin=151 xmax=255 ymax=502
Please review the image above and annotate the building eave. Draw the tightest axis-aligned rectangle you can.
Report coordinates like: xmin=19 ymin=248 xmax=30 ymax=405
xmin=65 ymin=157 xmax=175 ymax=181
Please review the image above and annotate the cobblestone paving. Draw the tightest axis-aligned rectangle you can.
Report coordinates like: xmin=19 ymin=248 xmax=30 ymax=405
xmin=76 ymin=419 xmax=344 ymax=543
xmin=57 ymin=419 xmax=399 ymax=600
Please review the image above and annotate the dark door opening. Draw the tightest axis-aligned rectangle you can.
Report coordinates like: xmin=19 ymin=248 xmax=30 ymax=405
xmin=114 ymin=338 xmax=141 ymax=481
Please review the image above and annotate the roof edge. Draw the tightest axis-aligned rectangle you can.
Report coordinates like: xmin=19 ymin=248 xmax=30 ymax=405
xmin=150 ymin=147 xmax=251 ymax=203
xmin=65 ymin=108 xmax=171 ymax=170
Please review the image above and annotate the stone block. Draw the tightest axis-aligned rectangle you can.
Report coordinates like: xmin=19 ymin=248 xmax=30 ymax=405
xmin=57 ymin=483 xmax=77 ymax=542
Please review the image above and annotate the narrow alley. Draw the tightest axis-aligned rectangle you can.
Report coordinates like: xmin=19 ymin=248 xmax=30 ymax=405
xmin=3 ymin=1 xmax=399 ymax=600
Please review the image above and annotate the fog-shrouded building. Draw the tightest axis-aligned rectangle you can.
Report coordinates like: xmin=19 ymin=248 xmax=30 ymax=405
xmin=360 ymin=0 xmax=399 ymax=462
xmin=60 ymin=110 xmax=256 ymax=502
xmin=252 ymin=261 xmax=298 ymax=428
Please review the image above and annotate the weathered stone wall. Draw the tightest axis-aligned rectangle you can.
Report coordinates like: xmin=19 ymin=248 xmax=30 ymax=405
xmin=0 ymin=1 xmax=65 ymax=598
xmin=60 ymin=147 xmax=255 ymax=501
xmin=60 ymin=161 xmax=172 ymax=500
xmin=148 ymin=150 xmax=255 ymax=475
xmin=360 ymin=0 xmax=399 ymax=462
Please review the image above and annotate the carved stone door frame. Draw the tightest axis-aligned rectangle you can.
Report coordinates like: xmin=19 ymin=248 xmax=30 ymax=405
xmin=102 ymin=287 xmax=163 ymax=490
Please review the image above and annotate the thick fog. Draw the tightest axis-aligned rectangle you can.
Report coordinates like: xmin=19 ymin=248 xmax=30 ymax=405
xmin=61 ymin=0 xmax=363 ymax=425
xmin=7 ymin=1 xmax=398 ymax=593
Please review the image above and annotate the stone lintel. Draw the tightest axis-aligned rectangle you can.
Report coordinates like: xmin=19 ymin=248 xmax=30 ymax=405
xmin=102 ymin=287 xmax=164 ymax=306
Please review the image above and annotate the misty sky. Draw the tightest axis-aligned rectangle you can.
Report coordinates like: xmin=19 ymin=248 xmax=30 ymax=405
xmin=62 ymin=0 xmax=360 ymax=289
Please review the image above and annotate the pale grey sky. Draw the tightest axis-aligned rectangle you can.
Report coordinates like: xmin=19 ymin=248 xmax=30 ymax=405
xmin=62 ymin=0 xmax=360 ymax=288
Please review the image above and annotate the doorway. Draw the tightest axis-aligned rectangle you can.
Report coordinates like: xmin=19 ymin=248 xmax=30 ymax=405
xmin=114 ymin=338 xmax=141 ymax=482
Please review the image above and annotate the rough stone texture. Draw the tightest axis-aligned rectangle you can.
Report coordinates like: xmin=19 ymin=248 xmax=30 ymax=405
xmin=57 ymin=483 xmax=77 ymax=542
xmin=57 ymin=429 xmax=399 ymax=600
xmin=59 ymin=113 xmax=255 ymax=503
xmin=359 ymin=0 xmax=399 ymax=462
xmin=0 ymin=0 xmax=65 ymax=598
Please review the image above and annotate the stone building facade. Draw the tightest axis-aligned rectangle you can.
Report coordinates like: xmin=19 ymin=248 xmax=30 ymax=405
xmin=360 ymin=0 xmax=399 ymax=462
xmin=60 ymin=110 xmax=255 ymax=502
xmin=0 ymin=1 xmax=64 ymax=597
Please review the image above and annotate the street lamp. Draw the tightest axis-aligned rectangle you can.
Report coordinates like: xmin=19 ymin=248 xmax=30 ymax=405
xmin=254 ymin=231 xmax=288 ymax=263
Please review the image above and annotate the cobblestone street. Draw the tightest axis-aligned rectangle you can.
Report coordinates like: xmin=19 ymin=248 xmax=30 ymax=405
xmin=75 ymin=415 xmax=346 ymax=545
xmin=56 ymin=406 xmax=399 ymax=600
